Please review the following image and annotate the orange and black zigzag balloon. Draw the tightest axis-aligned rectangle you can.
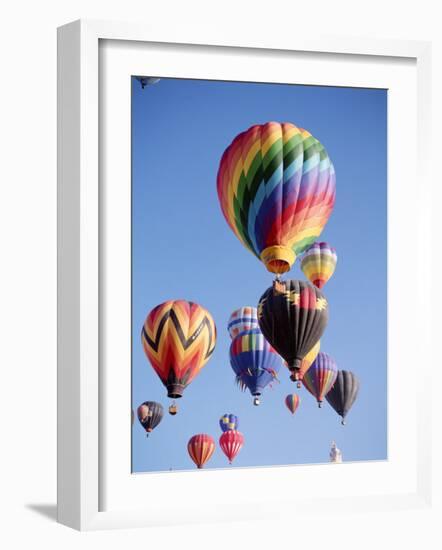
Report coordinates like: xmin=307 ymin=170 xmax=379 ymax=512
xmin=141 ymin=300 xmax=216 ymax=398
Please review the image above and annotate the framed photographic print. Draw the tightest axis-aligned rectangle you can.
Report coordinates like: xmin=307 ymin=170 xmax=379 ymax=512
xmin=57 ymin=19 xmax=432 ymax=530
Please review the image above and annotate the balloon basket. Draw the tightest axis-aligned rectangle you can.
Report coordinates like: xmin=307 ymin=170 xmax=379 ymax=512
xmin=253 ymin=397 xmax=261 ymax=406
xmin=318 ymin=401 xmax=322 ymax=408
xmin=169 ymin=403 xmax=178 ymax=415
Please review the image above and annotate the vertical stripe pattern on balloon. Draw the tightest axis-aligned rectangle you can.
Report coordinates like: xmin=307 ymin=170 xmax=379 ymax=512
xmin=302 ymin=352 xmax=338 ymax=405
xmin=187 ymin=434 xmax=216 ymax=469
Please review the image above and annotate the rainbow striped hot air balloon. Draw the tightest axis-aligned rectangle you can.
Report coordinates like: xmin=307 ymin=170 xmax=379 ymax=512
xmin=301 ymin=242 xmax=337 ymax=289
xmin=217 ymin=122 xmax=336 ymax=275
xmin=141 ymin=300 xmax=216 ymax=414
xmin=302 ymin=352 xmax=338 ymax=407
xmin=227 ymin=306 xmax=259 ymax=339
xmin=285 ymin=394 xmax=300 ymax=415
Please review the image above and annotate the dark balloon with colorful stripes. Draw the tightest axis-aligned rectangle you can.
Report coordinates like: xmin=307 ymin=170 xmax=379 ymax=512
xmin=258 ymin=280 xmax=329 ymax=383
xmin=137 ymin=401 xmax=164 ymax=436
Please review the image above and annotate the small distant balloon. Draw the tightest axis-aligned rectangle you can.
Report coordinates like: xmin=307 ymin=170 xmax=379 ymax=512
xmin=302 ymin=352 xmax=338 ymax=407
xmin=137 ymin=401 xmax=164 ymax=436
xmin=135 ymin=76 xmax=160 ymax=89
xmin=219 ymin=413 xmax=239 ymax=432
xmin=187 ymin=434 xmax=215 ymax=469
xmin=300 ymin=242 xmax=337 ymax=289
xmin=325 ymin=370 xmax=360 ymax=424
xmin=219 ymin=431 xmax=244 ymax=464
xmin=285 ymin=394 xmax=300 ymax=415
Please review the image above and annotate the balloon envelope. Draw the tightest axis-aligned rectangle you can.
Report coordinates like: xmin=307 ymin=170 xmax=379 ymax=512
xmin=141 ymin=300 xmax=216 ymax=398
xmin=187 ymin=434 xmax=216 ymax=469
xmin=230 ymin=328 xmax=282 ymax=398
xmin=258 ymin=280 xmax=329 ymax=381
xmin=217 ymin=122 xmax=336 ymax=274
xmin=285 ymin=394 xmax=300 ymax=414
xmin=219 ymin=430 xmax=244 ymax=464
xmin=227 ymin=306 xmax=259 ymax=339
xmin=135 ymin=76 xmax=160 ymax=88
xmin=301 ymin=242 xmax=337 ymax=288
xmin=325 ymin=370 xmax=360 ymax=423
xmin=137 ymin=401 xmax=164 ymax=434
xmin=219 ymin=413 xmax=239 ymax=432
xmin=302 ymin=352 xmax=338 ymax=405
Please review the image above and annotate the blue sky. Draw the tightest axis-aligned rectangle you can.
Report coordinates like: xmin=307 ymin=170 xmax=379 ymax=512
xmin=131 ymin=77 xmax=387 ymax=473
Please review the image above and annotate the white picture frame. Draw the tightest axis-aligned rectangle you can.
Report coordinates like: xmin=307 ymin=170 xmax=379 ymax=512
xmin=57 ymin=19 xmax=433 ymax=531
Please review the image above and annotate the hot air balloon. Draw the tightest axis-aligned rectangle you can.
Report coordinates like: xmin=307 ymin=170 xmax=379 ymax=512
xmin=135 ymin=76 xmax=160 ymax=89
xmin=137 ymin=401 xmax=164 ymax=436
xmin=219 ymin=413 xmax=239 ymax=432
xmin=217 ymin=122 xmax=336 ymax=275
xmin=302 ymin=352 xmax=338 ymax=407
xmin=230 ymin=328 xmax=282 ymax=405
xmin=219 ymin=430 xmax=244 ymax=465
xmin=187 ymin=434 xmax=215 ymax=469
xmin=227 ymin=306 xmax=259 ymax=339
xmin=325 ymin=370 xmax=360 ymax=424
xmin=258 ymin=280 xmax=329 ymax=383
xmin=285 ymin=394 xmax=300 ymax=415
xmin=141 ymin=300 xmax=216 ymax=414
xmin=300 ymin=242 xmax=337 ymax=289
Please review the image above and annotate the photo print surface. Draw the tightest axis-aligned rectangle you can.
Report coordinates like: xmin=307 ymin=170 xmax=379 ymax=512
xmin=131 ymin=77 xmax=387 ymax=473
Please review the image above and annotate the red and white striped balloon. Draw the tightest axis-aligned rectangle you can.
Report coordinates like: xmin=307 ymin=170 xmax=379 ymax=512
xmin=219 ymin=430 xmax=244 ymax=464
